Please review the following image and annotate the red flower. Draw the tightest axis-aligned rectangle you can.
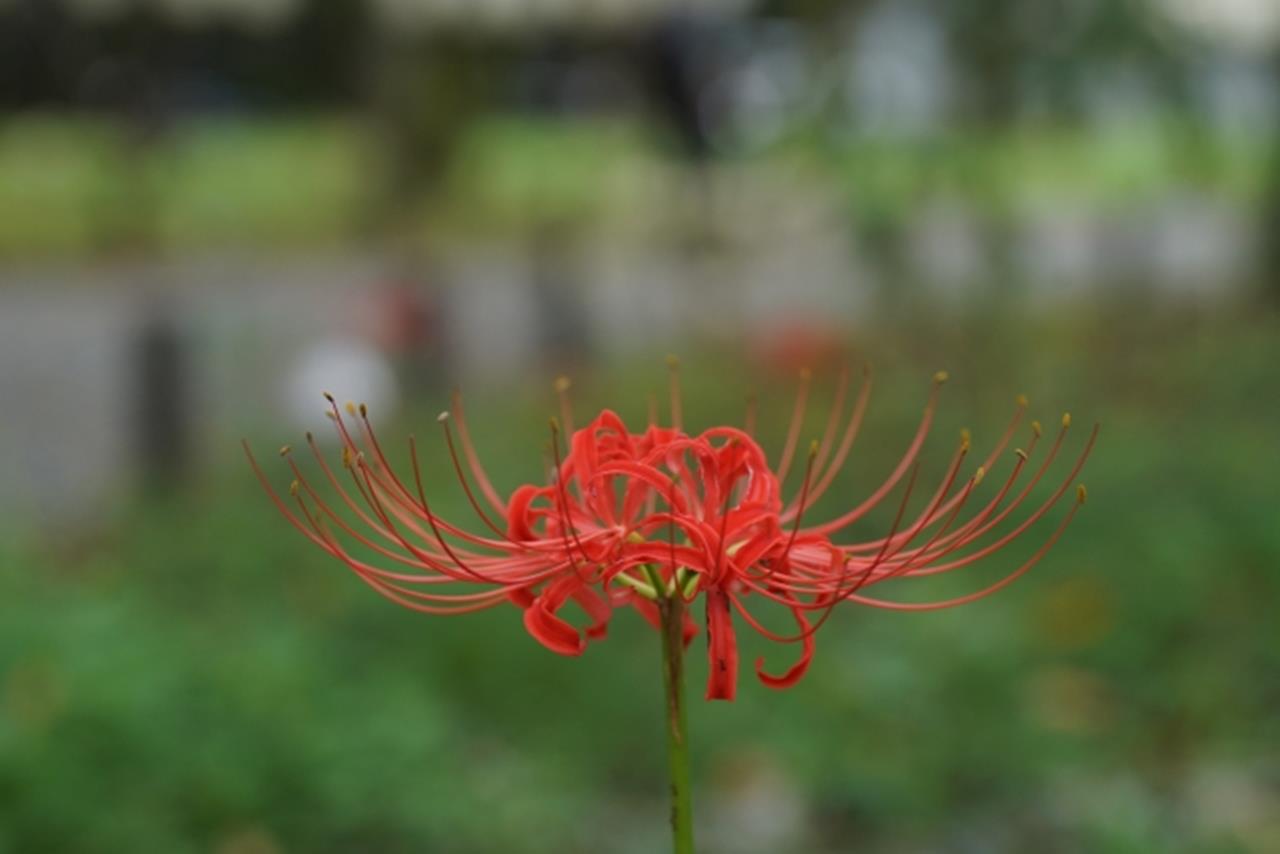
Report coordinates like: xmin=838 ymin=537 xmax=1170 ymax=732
xmin=246 ymin=364 xmax=1095 ymax=701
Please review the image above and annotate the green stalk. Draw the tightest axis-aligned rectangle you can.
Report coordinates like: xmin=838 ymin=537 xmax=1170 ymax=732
xmin=658 ymin=591 xmax=696 ymax=854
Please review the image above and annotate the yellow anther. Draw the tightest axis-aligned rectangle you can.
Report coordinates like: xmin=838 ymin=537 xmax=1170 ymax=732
xmin=1014 ymin=448 xmax=1028 ymax=461
xmin=1016 ymin=393 xmax=1029 ymax=407
xmin=554 ymin=375 xmax=572 ymax=393
xmin=1031 ymin=420 xmax=1042 ymax=438
xmin=278 ymin=444 xmax=291 ymax=457
xmin=799 ymin=366 xmax=812 ymax=381
xmin=1062 ymin=412 xmax=1072 ymax=428
xmin=974 ymin=466 xmax=986 ymax=485
xmin=808 ymin=438 xmax=820 ymax=457
xmin=1076 ymin=484 xmax=1088 ymax=504
xmin=960 ymin=427 xmax=971 ymax=444
xmin=626 ymin=531 xmax=646 ymax=544
xmin=665 ymin=354 xmax=680 ymax=369
xmin=341 ymin=447 xmax=353 ymax=468
xmin=933 ymin=370 xmax=950 ymax=384
xmin=437 ymin=411 xmax=451 ymax=423
xmin=324 ymin=411 xmax=336 ymax=421
xmin=344 ymin=401 xmax=357 ymax=416
xmin=289 ymin=480 xmax=300 ymax=497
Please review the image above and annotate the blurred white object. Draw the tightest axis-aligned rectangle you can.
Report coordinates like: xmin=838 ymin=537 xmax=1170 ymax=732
xmin=1154 ymin=0 xmax=1280 ymax=55
xmin=284 ymin=337 xmax=400 ymax=434
xmin=909 ymin=195 xmax=989 ymax=294
xmin=704 ymin=755 xmax=808 ymax=854
xmin=1147 ymin=191 xmax=1255 ymax=294
xmin=846 ymin=0 xmax=952 ymax=137
xmin=0 ymin=289 xmax=132 ymax=522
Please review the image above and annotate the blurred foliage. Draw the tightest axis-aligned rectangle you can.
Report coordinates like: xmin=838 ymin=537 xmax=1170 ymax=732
xmin=0 ymin=116 xmax=369 ymax=258
xmin=0 ymin=117 xmax=121 ymax=257
xmin=0 ymin=114 xmax=1270 ymax=260
xmin=816 ymin=124 xmax=1270 ymax=226
xmin=2 ymin=306 xmax=1277 ymax=852
xmin=154 ymin=119 xmax=371 ymax=251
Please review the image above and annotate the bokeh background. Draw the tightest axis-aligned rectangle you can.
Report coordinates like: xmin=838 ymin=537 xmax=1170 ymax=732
xmin=2 ymin=1 xmax=1278 ymax=852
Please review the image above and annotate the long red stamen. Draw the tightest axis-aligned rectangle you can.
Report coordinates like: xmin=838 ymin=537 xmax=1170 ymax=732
xmin=438 ymin=412 xmax=512 ymax=541
xmin=283 ymin=452 xmax=448 ymax=572
xmin=356 ymin=456 xmax=513 ymax=585
xmin=451 ymin=390 xmax=509 ymax=515
xmin=899 ymin=423 xmax=1098 ymax=576
xmin=802 ymin=371 xmax=947 ymax=537
xmin=549 ymin=418 xmax=597 ymax=574
xmin=775 ymin=367 xmax=812 ymax=483
xmin=886 ymin=415 xmax=1082 ymax=567
xmin=738 ymin=462 xmax=922 ymax=636
xmin=833 ymin=429 xmax=971 ymax=557
xmin=843 ymin=426 xmax=1039 ymax=556
xmin=779 ymin=440 xmax=820 ymax=565
xmin=843 ymin=485 xmax=1087 ymax=610
xmin=794 ymin=364 xmax=872 ymax=513
xmin=287 ymin=478 xmax=521 ymax=597
xmin=856 ymin=393 xmax=1027 ymax=534
xmin=811 ymin=365 xmax=849 ymax=475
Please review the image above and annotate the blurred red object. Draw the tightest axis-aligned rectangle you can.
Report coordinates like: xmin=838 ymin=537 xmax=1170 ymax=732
xmin=362 ymin=280 xmax=436 ymax=356
xmin=748 ymin=319 xmax=849 ymax=377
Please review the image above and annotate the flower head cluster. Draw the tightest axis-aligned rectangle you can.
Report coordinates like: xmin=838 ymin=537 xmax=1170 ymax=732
xmin=246 ymin=363 xmax=1095 ymax=700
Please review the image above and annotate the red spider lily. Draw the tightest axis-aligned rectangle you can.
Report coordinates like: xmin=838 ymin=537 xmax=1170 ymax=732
xmin=245 ymin=363 xmax=1095 ymax=701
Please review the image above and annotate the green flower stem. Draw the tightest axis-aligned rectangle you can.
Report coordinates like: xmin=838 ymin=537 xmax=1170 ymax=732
xmin=615 ymin=572 xmax=658 ymax=599
xmin=659 ymin=590 xmax=696 ymax=854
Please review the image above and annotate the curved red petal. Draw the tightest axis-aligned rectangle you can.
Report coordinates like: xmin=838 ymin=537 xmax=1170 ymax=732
xmin=754 ymin=607 xmax=815 ymax=690
xmin=524 ymin=602 xmax=585 ymax=656
xmin=572 ymin=584 xmax=612 ymax=640
xmin=506 ymin=484 xmax=542 ymax=541
xmin=705 ymin=589 xmax=739 ymax=701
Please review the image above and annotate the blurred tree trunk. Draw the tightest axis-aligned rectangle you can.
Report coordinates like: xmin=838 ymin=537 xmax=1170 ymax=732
xmin=133 ymin=298 xmax=190 ymax=493
xmin=946 ymin=0 xmax=1021 ymax=125
xmin=364 ymin=32 xmax=503 ymax=245
xmin=1266 ymin=50 xmax=1280 ymax=306
xmin=359 ymin=28 xmax=508 ymax=392
xmin=79 ymin=7 xmax=171 ymax=256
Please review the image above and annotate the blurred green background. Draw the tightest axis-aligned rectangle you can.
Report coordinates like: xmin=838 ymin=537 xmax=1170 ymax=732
xmin=2 ymin=1 xmax=1278 ymax=852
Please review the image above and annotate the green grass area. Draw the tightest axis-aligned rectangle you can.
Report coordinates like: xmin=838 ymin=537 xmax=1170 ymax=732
xmin=0 ymin=117 xmax=120 ymax=257
xmin=441 ymin=116 xmax=657 ymax=236
xmin=0 ymin=114 xmax=1271 ymax=260
xmin=155 ymin=119 xmax=372 ymax=251
xmin=2 ymin=306 xmax=1276 ymax=852
xmin=815 ymin=125 xmax=1272 ymax=225
xmin=0 ymin=115 xmax=372 ymax=258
